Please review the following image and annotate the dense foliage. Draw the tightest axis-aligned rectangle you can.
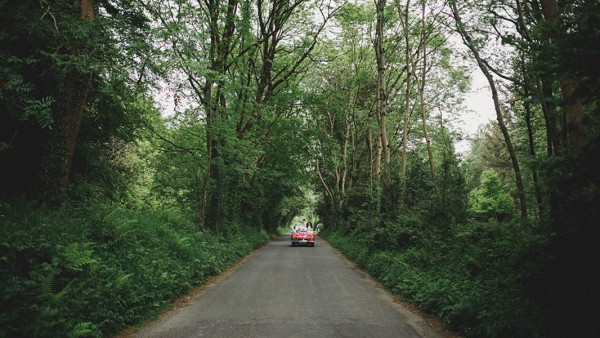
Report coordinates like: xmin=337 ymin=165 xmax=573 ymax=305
xmin=1 ymin=0 xmax=598 ymax=337
xmin=1 ymin=1 xmax=309 ymax=336
xmin=0 ymin=200 xmax=268 ymax=337
xmin=313 ymin=0 xmax=599 ymax=337
xmin=324 ymin=220 xmax=543 ymax=337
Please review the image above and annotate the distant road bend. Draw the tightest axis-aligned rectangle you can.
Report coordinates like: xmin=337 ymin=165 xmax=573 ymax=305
xmin=133 ymin=235 xmax=447 ymax=338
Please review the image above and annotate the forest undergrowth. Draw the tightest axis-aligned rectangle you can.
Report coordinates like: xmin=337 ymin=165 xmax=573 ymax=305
xmin=0 ymin=199 xmax=269 ymax=338
xmin=322 ymin=218 xmax=558 ymax=338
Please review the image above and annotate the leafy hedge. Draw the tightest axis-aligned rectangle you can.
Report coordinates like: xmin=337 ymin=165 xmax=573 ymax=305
xmin=322 ymin=219 xmax=547 ymax=337
xmin=0 ymin=201 xmax=269 ymax=337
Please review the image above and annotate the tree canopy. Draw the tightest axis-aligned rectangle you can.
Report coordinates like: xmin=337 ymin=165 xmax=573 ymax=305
xmin=1 ymin=0 xmax=599 ymax=337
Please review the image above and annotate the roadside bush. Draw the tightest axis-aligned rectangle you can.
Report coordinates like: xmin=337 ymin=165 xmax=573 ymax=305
xmin=321 ymin=217 xmax=545 ymax=338
xmin=0 ymin=200 xmax=269 ymax=338
xmin=468 ymin=170 xmax=516 ymax=221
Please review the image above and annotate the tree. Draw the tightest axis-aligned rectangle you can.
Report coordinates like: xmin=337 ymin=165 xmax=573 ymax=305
xmin=35 ymin=0 xmax=96 ymax=203
xmin=311 ymin=0 xmax=470 ymax=229
xmin=374 ymin=0 xmax=390 ymax=184
xmin=140 ymin=0 xmax=339 ymax=231
xmin=416 ymin=0 xmax=440 ymax=198
xmin=469 ymin=169 xmax=516 ymax=220
xmin=539 ymin=0 xmax=587 ymax=148
xmin=449 ymin=0 xmax=528 ymax=220
xmin=1 ymin=0 xmax=154 ymax=203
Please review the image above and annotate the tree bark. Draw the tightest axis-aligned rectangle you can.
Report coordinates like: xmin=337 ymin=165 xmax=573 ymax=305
xmin=374 ymin=0 xmax=388 ymax=183
xmin=536 ymin=78 xmax=561 ymax=156
xmin=521 ymin=60 xmax=545 ymax=223
xmin=59 ymin=69 xmax=93 ymax=191
xmin=399 ymin=0 xmax=412 ymax=208
xmin=418 ymin=1 xmax=440 ymax=198
xmin=197 ymin=0 xmax=239 ymax=231
xmin=539 ymin=0 xmax=587 ymax=149
xmin=39 ymin=0 xmax=94 ymax=203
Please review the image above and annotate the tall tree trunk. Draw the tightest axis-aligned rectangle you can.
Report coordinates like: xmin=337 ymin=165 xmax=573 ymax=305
xmin=418 ymin=1 xmax=440 ymax=198
xmin=198 ymin=165 xmax=210 ymax=230
xmin=523 ymin=100 xmax=545 ymax=222
xmin=341 ymin=104 xmax=352 ymax=197
xmin=517 ymin=0 xmax=560 ymax=157
xmin=399 ymin=0 xmax=412 ymax=209
xmin=536 ymin=78 xmax=561 ymax=156
xmin=521 ymin=60 xmax=545 ymax=223
xmin=199 ymin=0 xmax=238 ymax=231
xmin=39 ymin=0 xmax=94 ymax=203
xmin=367 ymin=122 xmax=377 ymax=219
xmin=60 ymin=70 xmax=93 ymax=191
xmin=374 ymin=0 xmax=388 ymax=183
xmin=450 ymin=2 xmax=528 ymax=220
xmin=539 ymin=0 xmax=587 ymax=149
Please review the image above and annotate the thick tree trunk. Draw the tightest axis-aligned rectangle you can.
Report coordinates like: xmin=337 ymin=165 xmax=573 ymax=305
xmin=539 ymin=0 xmax=587 ymax=149
xmin=199 ymin=0 xmax=238 ymax=231
xmin=60 ymin=70 xmax=93 ymax=191
xmin=558 ymin=79 xmax=586 ymax=147
xmin=202 ymin=86 xmax=224 ymax=232
xmin=61 ymin=0 xmax=94 ymax=190
xmin=39 ymin=0 xmax=94 ymax=203
xmin=78 ymin=0 xmax=94 ymax=19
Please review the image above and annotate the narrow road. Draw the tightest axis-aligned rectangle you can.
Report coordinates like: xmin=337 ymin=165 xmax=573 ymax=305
xmin=133 ymin=235 xmax=444 ymax=338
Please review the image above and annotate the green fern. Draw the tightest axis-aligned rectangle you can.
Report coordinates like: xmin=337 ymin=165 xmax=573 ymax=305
xmin=59 ymin=242 xmax=98 ymax=272
xmin=112 ymin=272 xmax=132 ymax=289
xmin=12 ymin=81 xmax=33 ymax=93
xmin=17 ymin=95 xmax=55 ymax=128
xmin=39 ymin=270 xmax=56 ymax=300
xmin=51 ymin=279 xmax=74 ymax=306
xmin=68 ymin=322 xmax=100 ymax=338
xmin=175 ymin=235 xmax=192 ymax=249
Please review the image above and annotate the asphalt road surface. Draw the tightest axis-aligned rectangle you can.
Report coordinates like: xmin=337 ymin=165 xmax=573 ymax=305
xmin=133 ymin=235 xmax=444 ymax=338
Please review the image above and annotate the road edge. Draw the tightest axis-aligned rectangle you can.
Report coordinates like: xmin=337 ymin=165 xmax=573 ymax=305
xmin=320 ymin=237 xmax=462 ymax=338
xmin=113 ymin=237 xmax=277 ymax=338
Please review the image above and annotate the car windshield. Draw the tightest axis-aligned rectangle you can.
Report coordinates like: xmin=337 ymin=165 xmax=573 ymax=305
xmin=299 ymin=228 xmax=313 ymax=233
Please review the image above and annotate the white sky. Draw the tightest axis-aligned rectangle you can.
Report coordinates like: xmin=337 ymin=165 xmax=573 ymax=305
xmin=464 ymin=72 xmax=496 ymax=132
xmin=453 ymin=70 xmax=496 ymax=155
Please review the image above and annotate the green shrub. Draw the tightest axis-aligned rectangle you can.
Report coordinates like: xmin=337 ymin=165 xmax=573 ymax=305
xmin=468 ymin=170 xmax=516 ymax=221
xmin=322 ymin=218 xmax=546 ymax=338
xmin=0 ymin=200 xmax=269 ymax=337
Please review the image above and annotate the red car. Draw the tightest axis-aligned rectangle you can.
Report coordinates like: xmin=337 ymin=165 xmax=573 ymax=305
xmin=291 ymin=227 xmax=315 ymax=247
